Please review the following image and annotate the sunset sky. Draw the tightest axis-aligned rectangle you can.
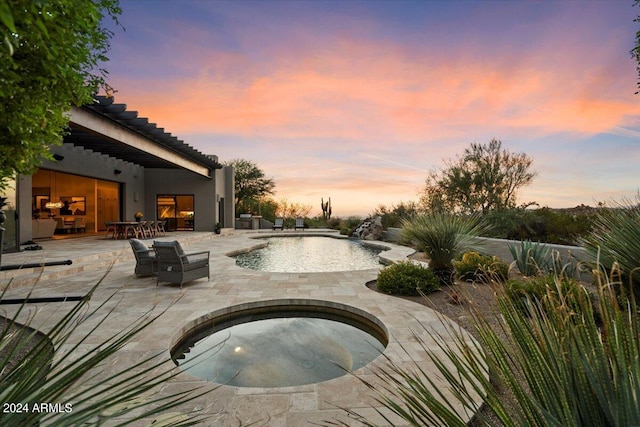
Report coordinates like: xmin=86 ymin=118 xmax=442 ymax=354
xmin=103 ymin=0 xmax=640 ymax=217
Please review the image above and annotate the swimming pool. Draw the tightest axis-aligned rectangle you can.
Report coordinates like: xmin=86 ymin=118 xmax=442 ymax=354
xmin=234 ymin=236 xmax=386 ymax=272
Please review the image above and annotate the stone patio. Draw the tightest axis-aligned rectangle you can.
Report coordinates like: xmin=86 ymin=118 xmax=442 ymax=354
xmin=0 ymin=230 xmax=482 ymax=426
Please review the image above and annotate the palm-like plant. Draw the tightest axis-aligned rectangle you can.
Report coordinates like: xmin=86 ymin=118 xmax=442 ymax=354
xmin=340 ymin=264 xmax=640 ymax=427
xmin=0 ymin=275 xmax=215 ymax=426
xmin=401 ymin=212 xmax=490 ymax=283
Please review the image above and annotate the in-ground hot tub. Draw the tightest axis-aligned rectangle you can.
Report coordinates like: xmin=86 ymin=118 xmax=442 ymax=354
xmin=234 ymin=235 xmax=386 ymax=273
xmin=171 ymin=300 xmax=388 ymax=388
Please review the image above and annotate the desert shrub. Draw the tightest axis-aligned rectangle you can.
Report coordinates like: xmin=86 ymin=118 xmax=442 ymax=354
xmin=483 ymin=206 xmax=598 ymax=244
xmin=508 ymin=239 xmax=552 ymax=276
xmin=326 ymin=217 xmax=342 ymax=229
xmin=371 ymin=201 xmax=420 ymax=229
xmin=337 ymin=216 xmax=363 ymax=236
xmin=532 ymin=207 xmax=596 ymax=245
xmin=454 ymin=251 xmax=509 ymax=283
xmin=401 ymin=212 xmax=491 ymax=285
xmin=376 ymin=261 xmax=440 ymax=296
xmin=348 ymin=263 xmax=637 ymax=427
xmin=505 ymin=274 xmax=592 ymax=317
xmin=483 ymin=208 xmax=544 ymax=241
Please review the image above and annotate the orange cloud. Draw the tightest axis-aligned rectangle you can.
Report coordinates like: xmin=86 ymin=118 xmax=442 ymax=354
xmin=105 ymin=7 xmax=639 ymax=215
xmin=115 ymin=33 xmax=639 ymax=147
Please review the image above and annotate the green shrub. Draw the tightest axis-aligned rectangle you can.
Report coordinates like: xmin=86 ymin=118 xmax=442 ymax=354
xmin=327 ymin=217 xmax=342 ymax=229
xmin=482 ymin=206 xmax=598 ymax=245
xmin=376 ymin=261 xmax=440 ymax=296
xmin=505 ymin=274 xmax=592 ymax=317
xmin=508 ymin=239 xmax=552 ymax=276
xmin=454 ymin=251 xmax=509 ymax=283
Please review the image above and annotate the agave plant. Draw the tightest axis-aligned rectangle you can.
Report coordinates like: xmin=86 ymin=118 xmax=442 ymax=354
xmin=401 ymin=212 xmax=491 ymax=284
xmin=339 ymin=263 xmax=640 ymax=427
xmin=0 ymin=273 xmax=215 ymax=426
xmin=507 ymin=239 xmax=551 ymax=276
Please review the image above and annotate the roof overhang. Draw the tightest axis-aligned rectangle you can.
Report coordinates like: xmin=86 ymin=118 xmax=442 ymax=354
xmin=64 ymin=96 xmax=221 ymax=178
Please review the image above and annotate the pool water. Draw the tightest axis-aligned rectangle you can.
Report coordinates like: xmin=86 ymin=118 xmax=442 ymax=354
xmin=173 ymin=314 xmax=386 ymax=388
xmin=234 ymin=236 xmax=384 ymax=272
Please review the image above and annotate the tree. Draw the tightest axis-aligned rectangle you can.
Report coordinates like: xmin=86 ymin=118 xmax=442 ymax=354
xmin=420 ymin=139 xmax=536 ymax=214
xmin=633 ymin=1 xmax=640 ymax=94
xmin=276 ymin=198 xmax=312 ymax=220
xmin=0 ymin=0 xmax=121 ymax=191
xmin=224 ymin=159 xmax=275 ymax=214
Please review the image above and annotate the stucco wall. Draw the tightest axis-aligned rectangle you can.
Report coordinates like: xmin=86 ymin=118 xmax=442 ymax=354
xmin=18 ymin=143 xmax=145 ymax=241
xmin=144 ymin=168 xmax=218 ymax=231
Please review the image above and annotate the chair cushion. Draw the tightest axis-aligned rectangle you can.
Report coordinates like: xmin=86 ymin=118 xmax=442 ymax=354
xmin=153 ymin=240 xmax=185 ymax=256
xmin=183 ymin=259 xmax=208 ymax=271
xmin=130 ymin=238 xmax=149 ymax=251
xmin=130 ymin=239 xmax=153 ymax=260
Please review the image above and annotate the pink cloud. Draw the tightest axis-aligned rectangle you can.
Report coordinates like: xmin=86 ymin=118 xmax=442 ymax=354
xmin=105 ymin=3 xmax=639 ymax=215
xmin=114 ymin=32 xmax=638 ymax=146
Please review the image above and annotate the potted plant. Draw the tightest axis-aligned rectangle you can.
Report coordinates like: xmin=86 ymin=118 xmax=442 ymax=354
xmin=214 ymin=222 xmax=221 ymax=234
xmin=134 ymin=211 xmax=144 ymax=222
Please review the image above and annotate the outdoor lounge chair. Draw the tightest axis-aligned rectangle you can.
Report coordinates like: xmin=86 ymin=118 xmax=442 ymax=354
xmin=295 ymin=218 xmax=305 ymax=230
xmin=129 ymin=238 xmax=158 ymax=277
xmin=273 ymin=218 xmax=284 ymax=230
xmin=152 ymin=240 xmax=210 ymax=288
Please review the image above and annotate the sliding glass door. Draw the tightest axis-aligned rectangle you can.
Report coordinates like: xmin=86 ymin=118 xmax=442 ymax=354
xmin=156 ymin=195 xmax=194 ymax=231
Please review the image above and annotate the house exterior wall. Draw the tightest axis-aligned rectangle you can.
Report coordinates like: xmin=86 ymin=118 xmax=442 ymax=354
xmin=17 ymin=143 xmax=145 ymax=241
xmin=144 ymin=168 xmax=219 ymax=231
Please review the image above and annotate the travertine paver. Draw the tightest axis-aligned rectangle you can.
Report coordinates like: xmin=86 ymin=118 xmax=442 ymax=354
xmin=0 ymin=230 xmax=483 ymax=426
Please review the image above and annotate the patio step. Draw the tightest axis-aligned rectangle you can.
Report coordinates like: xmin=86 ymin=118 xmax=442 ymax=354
xmin=0 ymin=232 xmax=222 ymax=291
xmin=0 ymin=249 xmax=124 ymax=290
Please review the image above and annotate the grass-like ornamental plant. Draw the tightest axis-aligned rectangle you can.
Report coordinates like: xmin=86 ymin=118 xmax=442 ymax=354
xmin=0 ymin=274 xmax=215 ymax=426
xmin=507 ymin=239 xmax=552 ymax=276
xmin=581 ymin=198 xmax=640 ymax=294
xmin=401 ymin=212 xmax=490 ymax=284
xmin=505 ymin=274 xmax=592 ymax=317
xmin=376 ymin=261 xmax=440 ymax=296
xmin=338 ymin=263 xmax=640 ymax=427
xmin=454 ymin=251 xmax=509 ymax=283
